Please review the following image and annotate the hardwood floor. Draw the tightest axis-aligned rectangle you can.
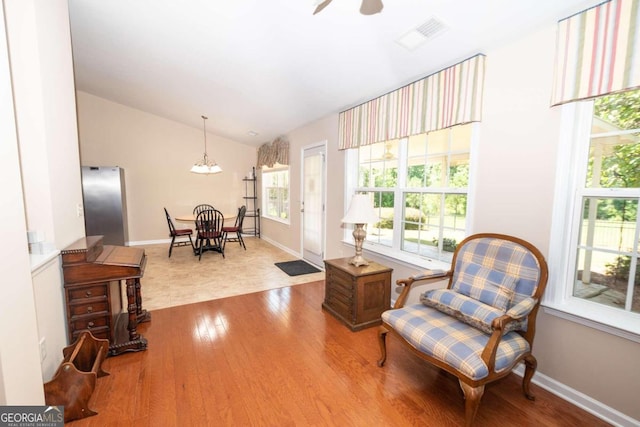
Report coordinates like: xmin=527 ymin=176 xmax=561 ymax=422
xmin=67 ymin=280 xmax=610 ymax=426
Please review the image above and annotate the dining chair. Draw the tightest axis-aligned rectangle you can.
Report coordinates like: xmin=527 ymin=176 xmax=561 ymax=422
xmin=193 ymin=204 xmax=214 ymax=216
xmin=163 ymin=207 xmax=194 ymax=257
xmin=222 ymin=205 xmax=247 ymax=250
xmin=194 ymin=208 xmax=225 ymax=261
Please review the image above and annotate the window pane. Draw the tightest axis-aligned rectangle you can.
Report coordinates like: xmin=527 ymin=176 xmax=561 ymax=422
xmin=578 ymin=198 xmax=638 ymax=251
xmin=587 ymin=89 xmax=640 ymax=189
xmin=587 ymin=134 xmax=640 ymax=188
xmin=367 ymin=191 xmax=393 ymax=247
xmin=575 ymin=196 xmax=638 ymax=312
xmin=574 ymin=249 xmax=631 ymax=310
xmin=444 ymin=194 xmax=467 ymax=233
xmin=427 ymin=128 xmax=448 ymax=154
xmin=402 ymin=193 xmax=438 ymax=257
xmin=407 ymin=134 xmax=427 ymax=188
xmin=262 ymin=169 xmax=290 ymax=221
xmin=426 ymin=156 xmax=445 ymax=187
xmin=451 ymin=123 xmax=472 ymax=152
xmin=448 ymin=154 xmax=469 ymax=188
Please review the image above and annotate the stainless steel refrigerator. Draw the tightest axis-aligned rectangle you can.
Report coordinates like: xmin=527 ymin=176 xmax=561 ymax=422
xmin=81 ymin=166 xmax=129 ymax=246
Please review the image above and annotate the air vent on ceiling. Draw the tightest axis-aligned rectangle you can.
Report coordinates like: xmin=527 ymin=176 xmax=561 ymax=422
xmin=396 ymin=17 xmax=449 ymax=51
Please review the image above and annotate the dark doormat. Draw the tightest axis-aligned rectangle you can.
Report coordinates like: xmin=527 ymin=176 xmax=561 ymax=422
xmin=275 ymin=260 xmax=321 ymax=276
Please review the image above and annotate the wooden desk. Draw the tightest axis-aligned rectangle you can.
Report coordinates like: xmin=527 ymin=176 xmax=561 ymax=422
xmin=60 ymin=236 xmax=150 ymax=356
xmin=322 ymin=258 xmax=392 ymax=331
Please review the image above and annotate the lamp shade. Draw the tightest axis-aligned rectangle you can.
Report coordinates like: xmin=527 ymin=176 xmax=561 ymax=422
xmin=342 ymin=194 xmax=379 ymax=224
xmin=191 ymin=115 xmax=222 ymax=174
xmin=190 ymin=163 xmax=222 ymax=174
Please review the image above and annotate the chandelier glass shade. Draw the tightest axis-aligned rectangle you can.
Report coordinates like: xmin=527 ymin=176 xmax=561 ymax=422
xmin=191 ymin=115 xmax=222 ymax=174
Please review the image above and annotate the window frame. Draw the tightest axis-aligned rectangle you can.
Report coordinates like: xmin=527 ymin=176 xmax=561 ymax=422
xmin=545 ymin=101 xmax=640 ymax=340
xmin=344 ymin=123 xmax=478 ymax=270
xmin=261 ymin=166 xmax=290 ymax=224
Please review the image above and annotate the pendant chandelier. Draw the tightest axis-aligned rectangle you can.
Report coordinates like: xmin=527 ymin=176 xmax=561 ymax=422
xmin=190 ymin=115 xmax=222 ymax=174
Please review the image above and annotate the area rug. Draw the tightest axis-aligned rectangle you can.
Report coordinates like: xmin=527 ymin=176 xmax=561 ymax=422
xmin=275 ymin=260 xmax=321 ymax=276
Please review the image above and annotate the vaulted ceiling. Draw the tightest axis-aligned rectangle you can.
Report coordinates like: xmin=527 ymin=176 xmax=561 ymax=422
xmin=68 ymin=0 xmax=601 ymax=146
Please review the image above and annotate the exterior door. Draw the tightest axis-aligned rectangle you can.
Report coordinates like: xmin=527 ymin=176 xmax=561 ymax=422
xmin=302 ymin=143 xmax=326 ymax=267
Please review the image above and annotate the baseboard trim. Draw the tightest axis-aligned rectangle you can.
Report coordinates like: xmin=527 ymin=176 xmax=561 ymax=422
xmin=260 ymin=236 xmax=301 ymax=258
xmin=128 ymin=239 xmax=171 ymax=246
xmin=513 ymin=365 xmax=639 ymax=427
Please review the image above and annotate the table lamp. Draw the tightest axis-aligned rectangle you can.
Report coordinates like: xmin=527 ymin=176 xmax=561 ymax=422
xmin=342 ymin=194 xmax=379 ymax=267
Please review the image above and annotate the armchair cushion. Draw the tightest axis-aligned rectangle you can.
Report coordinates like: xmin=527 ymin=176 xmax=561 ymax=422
xmin=382 ymin=304 xmax=530 ymax=381
xmin=420 ymin=289 xmax=524 ymax=335
xmin=452 ymin=261 xmax=518 ymax=311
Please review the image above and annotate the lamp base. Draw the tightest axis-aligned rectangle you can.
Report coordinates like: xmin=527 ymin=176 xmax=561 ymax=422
xmin=348 ymin=255 xmax=369 ymax=267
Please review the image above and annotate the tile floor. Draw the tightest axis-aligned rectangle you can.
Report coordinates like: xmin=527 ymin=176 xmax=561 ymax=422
xmin=139 ymin=237 xmax=325 ymax=311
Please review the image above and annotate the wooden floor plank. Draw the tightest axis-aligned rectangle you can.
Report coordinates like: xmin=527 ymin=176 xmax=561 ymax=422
xmin=67 ymin=280 xmax=611 ymax=427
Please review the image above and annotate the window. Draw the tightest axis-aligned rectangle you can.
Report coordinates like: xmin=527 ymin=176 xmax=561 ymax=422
xmin=348 ymin=123 xmax=474 ymax=264
xmin=548 ymin=88 xmax=640 ymax=335
xmin=261 ymin=167 xmax=289 ymax=223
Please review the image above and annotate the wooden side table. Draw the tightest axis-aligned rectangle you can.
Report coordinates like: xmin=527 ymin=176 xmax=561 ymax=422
xmin=322 ymin=257 xmax=393 ymax=331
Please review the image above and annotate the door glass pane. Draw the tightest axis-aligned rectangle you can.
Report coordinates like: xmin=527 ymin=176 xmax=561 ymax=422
xmin=304 ymin=153 xmax=322 ymax=256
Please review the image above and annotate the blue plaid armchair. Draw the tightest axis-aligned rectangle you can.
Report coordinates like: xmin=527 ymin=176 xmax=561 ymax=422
xmin=378 ymin=233 xmax=548 ymax=426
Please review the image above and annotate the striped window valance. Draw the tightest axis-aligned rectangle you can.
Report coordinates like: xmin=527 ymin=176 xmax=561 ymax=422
xmin=257 ymin=137 xmax=289 ymax=168
xmin=338 ymin=54 xmax=485 ymax=150
xmin=551 ymin=0 xmax=640 ymax=106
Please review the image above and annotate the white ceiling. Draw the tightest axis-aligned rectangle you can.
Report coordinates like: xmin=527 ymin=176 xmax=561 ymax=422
xmin=68 ymin=0 xmax=601 ymax=147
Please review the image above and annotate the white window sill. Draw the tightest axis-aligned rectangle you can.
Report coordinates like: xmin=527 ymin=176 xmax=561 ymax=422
xmin=341 ymin=239 xmax=451 ymax=272
xmin=262 ymin=216 xmax=290 ymax=226
xmin=542 ymin=301 xmax=640 ymax=344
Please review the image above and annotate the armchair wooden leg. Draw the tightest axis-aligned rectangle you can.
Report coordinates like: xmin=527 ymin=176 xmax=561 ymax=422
xmin=377 ymin=326 xmax=388 ymax=367
xmin=522 ymin=354 xmax=538 ymax=400
xmin=459 ymin=381 xmax=484 ymax=427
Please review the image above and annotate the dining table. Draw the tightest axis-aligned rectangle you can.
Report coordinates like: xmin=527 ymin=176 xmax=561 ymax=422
xmin=175 ymin=212 xmax=236 ymax=256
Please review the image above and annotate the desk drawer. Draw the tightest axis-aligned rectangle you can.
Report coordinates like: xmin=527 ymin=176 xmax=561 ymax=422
xmin=67 ymin=284 xmax=108 ymax=302
xmin=68 ymin=301 xmax=109 ymax=317
xmin=71 ymin=314 xmax=109 ymax=332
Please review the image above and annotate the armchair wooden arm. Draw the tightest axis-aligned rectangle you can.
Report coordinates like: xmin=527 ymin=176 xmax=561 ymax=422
xmin=393 ymin=272 xmax=452 ymax=309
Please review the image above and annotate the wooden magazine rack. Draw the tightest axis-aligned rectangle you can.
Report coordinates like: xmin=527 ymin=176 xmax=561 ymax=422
xmin=44 ymin=331 xmax=109 ymax=422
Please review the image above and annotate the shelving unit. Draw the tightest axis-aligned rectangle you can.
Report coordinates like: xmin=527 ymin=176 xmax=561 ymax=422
xmin=243 ymin=167 xmax=260 ymax=238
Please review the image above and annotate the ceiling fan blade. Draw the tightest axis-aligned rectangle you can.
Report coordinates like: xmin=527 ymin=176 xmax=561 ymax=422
xmin=313 ymin=0 xmax=334 ymax=15
xmin=360 ymin=0 xmax=383 ymax=15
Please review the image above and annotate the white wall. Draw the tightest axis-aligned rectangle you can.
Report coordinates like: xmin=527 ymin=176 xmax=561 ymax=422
xmin=0 ymin=1 xmax=43 ymax=404
xmin=0 ymin=0 xmax=82 ymax=403
xmin=0 ymin=0 xmax=84 ymax=392
xmin=76 ymin=92 xmax=257 ymax=244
